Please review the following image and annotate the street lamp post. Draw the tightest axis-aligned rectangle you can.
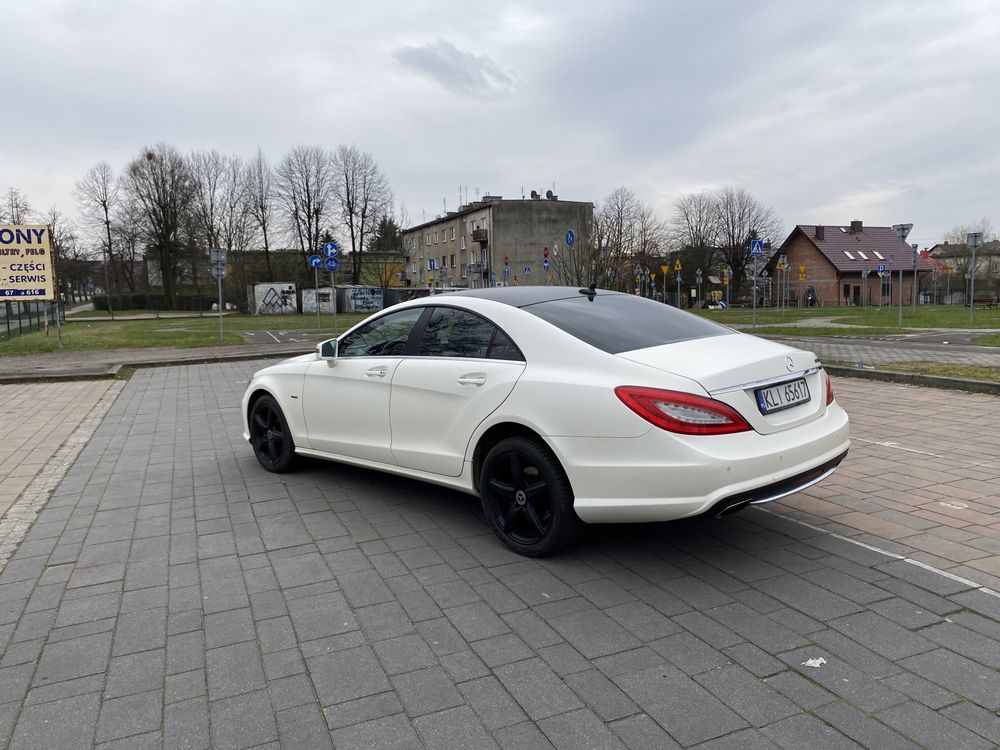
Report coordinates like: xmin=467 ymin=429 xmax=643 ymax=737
xmin=696 ymin=268 xmax=703 ymax=306
xmin=967 ymin=232 xmax=983 ymax=323
xmin=892 ymin=224 xmax=912 ymax=330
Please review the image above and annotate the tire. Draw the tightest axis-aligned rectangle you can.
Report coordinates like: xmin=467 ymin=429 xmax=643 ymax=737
xmin=248 ymin=395 xmax=298 ymax=473
xmin=479 ymin=436 xmax=580 ymax=556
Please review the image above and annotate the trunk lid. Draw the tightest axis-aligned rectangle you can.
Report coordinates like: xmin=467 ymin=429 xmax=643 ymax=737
xmin=617 ymin=333 xmax=826 ymax=434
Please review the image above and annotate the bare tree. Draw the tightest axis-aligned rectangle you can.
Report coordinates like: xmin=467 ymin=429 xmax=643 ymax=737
xmin=332 ymin=145 xmax=391 ymax=284
xmin=712 ymin=185 xmax=783 ymax=297
xmin=216 ymin=155 xmax=256 ymax=308
xmin=111 ymin=195 xmax=144 ymax=292
xmin=275 ymin=145 xmax=336 ymax=264
xmin=245 ymin=147 xmax=276 ymax=281
xmin=75 ymin=162 xmax=119 ymax=315
xmin=555 ymin=187 xmax=643 ymax=290
xmin=189 ymin=150 xmax=227 ymax=249
xmin=40 ymin=207 xmax=86 ymax=302
xmin=124 ymin=144 xmax=194 ymax=308
xmin=940 ymin=217 xmax=996 ymax=291
xmin=669 ymin=191 xmax=719 ymax=288
xmin=941 ymin=217 xmax=996 ymax=245
xmin=671 ymin=191 xmax=717 ymax=250
xmin=2 ymin=187 xmax=32 ymax=224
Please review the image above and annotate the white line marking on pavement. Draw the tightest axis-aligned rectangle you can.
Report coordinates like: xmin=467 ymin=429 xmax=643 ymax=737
xmin=754 ymin=506 xmax=1000 ymax=598
xmin=855 ymin=438 xmax=943 ymax=457
xmin=266 ymin=331 xmax=281 ymax=343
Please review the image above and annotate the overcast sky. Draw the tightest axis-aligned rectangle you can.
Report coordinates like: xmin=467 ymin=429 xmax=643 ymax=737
xmin=4 ymin=0 xmax=998 ymax=249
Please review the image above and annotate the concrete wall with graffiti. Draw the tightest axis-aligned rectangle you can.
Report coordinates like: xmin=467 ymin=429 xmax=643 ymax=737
xmin=337 ymin=286 xmax=384 ymax=313
xmin=249 ymin=283 xmax=297 ymax=314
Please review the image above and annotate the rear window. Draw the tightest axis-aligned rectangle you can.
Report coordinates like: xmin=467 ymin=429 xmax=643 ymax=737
xmin=522 ymin=293 xmax=730 ymax=354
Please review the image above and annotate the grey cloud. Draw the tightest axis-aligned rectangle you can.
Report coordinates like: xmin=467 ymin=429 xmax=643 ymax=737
xmin=394 ymin=40 xmax=516 ymax=97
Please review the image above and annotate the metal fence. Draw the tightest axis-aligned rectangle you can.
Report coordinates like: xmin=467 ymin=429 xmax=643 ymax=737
xmin=1 ymin=300 xmax=65 ymax=341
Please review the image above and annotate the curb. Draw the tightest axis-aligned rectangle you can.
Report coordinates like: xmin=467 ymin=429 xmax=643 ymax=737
xmin=2 ymin=348 xmax=998 ymax=397
xmin=823 ymin=365 xmax=1000 ymax=396
xmin=0 ymin=347 xmax=310 ymax=385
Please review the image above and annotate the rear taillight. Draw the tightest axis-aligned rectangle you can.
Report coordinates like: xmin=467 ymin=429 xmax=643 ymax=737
xmin=615 ymin=386 xmax=752 ymax=435
xmin=824 ymin=370 xmax=835 ymax=405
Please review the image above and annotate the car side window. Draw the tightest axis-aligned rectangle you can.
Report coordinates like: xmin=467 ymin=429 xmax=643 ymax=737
xmin=488 ymin=329 xmax=524 ymax=361
xmin=418 ymin=307 xmax=498 ymax=358
xmin=338 ymin=308 xmax=423 ymax=357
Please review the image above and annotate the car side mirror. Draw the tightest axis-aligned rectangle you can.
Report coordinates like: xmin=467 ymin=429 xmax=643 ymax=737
xmin=317 ymin=339 xmax=337 ymax=360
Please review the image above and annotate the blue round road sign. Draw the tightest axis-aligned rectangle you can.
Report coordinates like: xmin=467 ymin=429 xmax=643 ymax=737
xmin=323 ymin=242 xmax=339 ymax=258
xmin=308 ymin=254 xmax=323 ymax=269
xmin=543 ymin=258 xmax=550 ymax=271
xmin=565 ymin=229 xmax=575 ymax=247
xmin=325 ymin=257 xmax=340 ymax=272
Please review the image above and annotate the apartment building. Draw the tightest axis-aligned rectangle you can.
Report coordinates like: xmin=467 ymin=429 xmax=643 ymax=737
xmin=400 ymin=193 xmax=594 ymax=289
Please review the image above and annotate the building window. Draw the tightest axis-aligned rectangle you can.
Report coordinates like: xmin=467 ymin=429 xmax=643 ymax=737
xmin=843 ymin=251 xmax=855 ymax=260
xmin=461 ymin=264 xmax=466 ymax=277
xmin=873 ymin=251 xmax=885 ymax=260
xmin=425 ymin=233 xmax=430 ymax=246
xmin=451 ymin=227 xmax=456 ymax=241
xmin=450 ymin=254 xmax=456 ymax=268
xmin=460 ymin=235 xmax=466 ymax=250
xmin=857 ymin=251 xmax=868 ymax=260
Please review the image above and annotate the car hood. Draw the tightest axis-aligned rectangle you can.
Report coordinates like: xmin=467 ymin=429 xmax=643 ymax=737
xmin=278 ymin=352 xmax=319 ymax=367
xmin=616 ymin=333 xmax=820 ymax=393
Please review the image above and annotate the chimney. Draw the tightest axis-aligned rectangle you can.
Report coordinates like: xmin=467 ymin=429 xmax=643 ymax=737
xmin=814 ymin=225 xmax=825 ymax=241
xmin=850 ymin=220 xmax=863 ymax=233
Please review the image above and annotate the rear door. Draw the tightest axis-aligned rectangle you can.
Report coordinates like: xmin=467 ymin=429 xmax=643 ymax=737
xmin=389 ymin=306 xmax=525 ymax=476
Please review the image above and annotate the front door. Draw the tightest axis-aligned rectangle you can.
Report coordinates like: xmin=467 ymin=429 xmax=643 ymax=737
xmin=302 ymin=307 xmax=424 ymax=463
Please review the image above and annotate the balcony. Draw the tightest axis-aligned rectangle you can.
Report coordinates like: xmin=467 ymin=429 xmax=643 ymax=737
xmin=467 ymin=263 xmax=487 ymax=275
xmin=472 ymin=228 xmax=488 ymax=243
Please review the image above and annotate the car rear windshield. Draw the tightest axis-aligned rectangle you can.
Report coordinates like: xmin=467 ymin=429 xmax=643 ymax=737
xmin=522 ymin=293 xmax=731 ymax=354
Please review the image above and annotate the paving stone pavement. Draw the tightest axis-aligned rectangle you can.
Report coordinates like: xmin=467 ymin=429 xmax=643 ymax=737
xmin=1 ymin=361 xmax=1000 ymax=749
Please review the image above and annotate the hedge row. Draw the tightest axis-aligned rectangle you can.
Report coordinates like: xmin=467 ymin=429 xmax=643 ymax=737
xmin=92 ymin=294 xmax=216 ymax=311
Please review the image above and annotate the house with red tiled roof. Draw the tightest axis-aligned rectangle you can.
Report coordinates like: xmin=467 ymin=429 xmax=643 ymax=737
xmin=767 ymin=221 xmax=934 ymax=307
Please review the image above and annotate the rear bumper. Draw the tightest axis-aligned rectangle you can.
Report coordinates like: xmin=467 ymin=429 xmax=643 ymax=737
xmin=705 ymin=448 xmax=848 ymax=517
xmin=549 ymin=403 xmax=850 ymax=523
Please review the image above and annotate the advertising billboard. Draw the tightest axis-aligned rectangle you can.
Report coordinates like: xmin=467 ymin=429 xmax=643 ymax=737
xmin=0 ymin=225 xmax=55 ymax=300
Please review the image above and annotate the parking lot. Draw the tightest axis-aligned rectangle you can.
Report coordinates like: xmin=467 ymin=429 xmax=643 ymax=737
xmin=1 ymin=363 xmax=999 ymax=749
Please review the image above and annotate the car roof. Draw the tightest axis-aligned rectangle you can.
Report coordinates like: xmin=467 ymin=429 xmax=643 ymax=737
xmin=445 ymin=286 xmax=619 ymax=308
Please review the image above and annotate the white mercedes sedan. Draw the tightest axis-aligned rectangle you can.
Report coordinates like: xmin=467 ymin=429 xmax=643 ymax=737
xmin=242 ymin=287 xmax=849 ymax=556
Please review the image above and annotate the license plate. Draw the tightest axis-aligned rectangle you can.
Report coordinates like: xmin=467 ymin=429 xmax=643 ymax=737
xmin=756 ymin=378 xmax=810 ymax=414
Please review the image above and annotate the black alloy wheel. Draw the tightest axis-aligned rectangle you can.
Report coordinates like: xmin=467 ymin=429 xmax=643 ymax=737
xmin=480 ymin=436 xmax=579 ymax=556
xmin=249 ymin=395 xmax=297 ymax=473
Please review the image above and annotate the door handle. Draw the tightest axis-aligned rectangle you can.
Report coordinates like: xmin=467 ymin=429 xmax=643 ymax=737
xmin=457 ymin=373 xmax=487 ymax=386
xmin=366 ymin=367 xmax=389 ymax=378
